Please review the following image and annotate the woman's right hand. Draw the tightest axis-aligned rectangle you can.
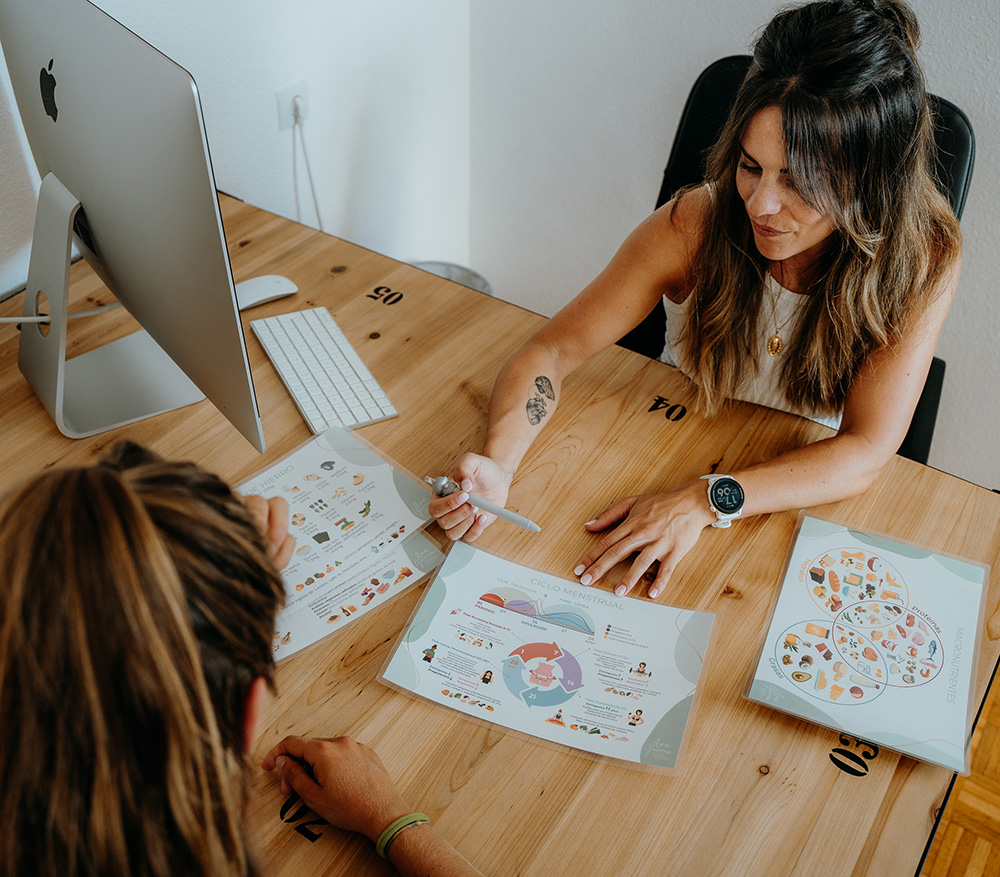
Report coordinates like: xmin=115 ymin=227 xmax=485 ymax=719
xmin=428 ymin=454 xmax=511 ymax=542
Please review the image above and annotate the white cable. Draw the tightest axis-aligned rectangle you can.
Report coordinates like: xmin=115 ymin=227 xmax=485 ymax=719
xmin=292 ymin=96 xmax=324 ymax=232
xmin=291 ymin=111 xmax=301 ymax=224
xmin=0 ymin=299 xmax=121 ymax=324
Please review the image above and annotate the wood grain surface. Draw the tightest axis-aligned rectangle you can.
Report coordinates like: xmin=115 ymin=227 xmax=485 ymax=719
xmin=2 ymin=196 xmax=998 ymax=877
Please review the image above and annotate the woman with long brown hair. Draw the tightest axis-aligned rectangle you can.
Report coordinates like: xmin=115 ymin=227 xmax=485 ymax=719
xmin=0 ymin=442 xmax=480 ymax=876
xmin=430 ymin=0 xmax=961 ymax=600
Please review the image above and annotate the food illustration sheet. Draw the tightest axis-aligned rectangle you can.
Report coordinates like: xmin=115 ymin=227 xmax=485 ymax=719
xmin=239 ymin=428 xmax=443 ymax=660
xmin=746 ymin=514 xmax=988 ymax=773
xmin=380 ymin=542 xmax=715 ymax=772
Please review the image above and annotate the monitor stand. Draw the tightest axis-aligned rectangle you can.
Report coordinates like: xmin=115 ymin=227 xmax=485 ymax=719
xmin=18 ymin=173 xmax=204 ymax=439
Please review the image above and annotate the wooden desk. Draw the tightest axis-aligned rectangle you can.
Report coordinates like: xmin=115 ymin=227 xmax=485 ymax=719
xmin=2 ymin=196 xmax=999 ymax=876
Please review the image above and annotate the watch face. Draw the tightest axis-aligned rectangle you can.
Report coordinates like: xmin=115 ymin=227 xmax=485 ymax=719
xmin=710 ymin=478 xmax=744 ymax=515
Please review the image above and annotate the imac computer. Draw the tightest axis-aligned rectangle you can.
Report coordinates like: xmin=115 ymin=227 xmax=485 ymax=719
xmin=0 ymin=0 xmax=267 ymax=452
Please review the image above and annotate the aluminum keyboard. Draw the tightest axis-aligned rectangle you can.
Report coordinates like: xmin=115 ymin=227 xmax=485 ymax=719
xmin=250 ymin=307 xmax=397 ymax=433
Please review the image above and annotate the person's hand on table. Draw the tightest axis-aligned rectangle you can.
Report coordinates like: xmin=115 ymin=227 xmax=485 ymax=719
xmin=574 ymin=481 xmax=714 ymax=599
xmin=262 ymin=735 xmax=410 ymax=842
xmin=239 ymin=493 xmax=296 ymax=569
xmin=263 ymin=736 xmax=485 ymax=876
xmin=429 ymin=453 xmax=511 ymax=542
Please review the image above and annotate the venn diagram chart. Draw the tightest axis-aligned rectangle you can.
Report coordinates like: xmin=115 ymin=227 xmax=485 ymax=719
xmin=747 ymin=514 xmax=987 ymax=773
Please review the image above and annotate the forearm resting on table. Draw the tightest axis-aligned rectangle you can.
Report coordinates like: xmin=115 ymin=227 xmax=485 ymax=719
xmin=733 ymin=429 xmax=892 ymax=518
xmin=573 ymin=428 xmax=895 ymax=599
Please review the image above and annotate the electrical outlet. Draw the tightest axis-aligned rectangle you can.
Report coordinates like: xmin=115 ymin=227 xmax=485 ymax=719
xmin=276 ymin=80 xmax=309 ymax=131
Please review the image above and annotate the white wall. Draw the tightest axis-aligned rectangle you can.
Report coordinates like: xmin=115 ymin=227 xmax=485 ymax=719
xmin=2 ymin=0 xmax=999 ymax=489
xmin=0 ymin=0 xmax=471 ymax=295
xmin=470 ymin=0 xmax=1000 ymax=490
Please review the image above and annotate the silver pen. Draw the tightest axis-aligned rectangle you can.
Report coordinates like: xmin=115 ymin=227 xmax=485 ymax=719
xmin=425 ymin=476 xmax=541 ymax=533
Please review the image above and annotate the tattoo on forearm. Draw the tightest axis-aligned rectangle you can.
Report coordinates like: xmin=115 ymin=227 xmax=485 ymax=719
xmin=526 ymin=376 xmax=555 ymax=426
xmin=535 ymin=376 xmax=555 ymax=400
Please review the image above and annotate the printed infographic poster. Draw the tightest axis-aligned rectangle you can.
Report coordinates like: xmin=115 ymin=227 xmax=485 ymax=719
xmin=239 ymin=428 xmax=443 ymax=660
xmin=746 ymin=514 xmax=989 ymax=773
xmin=380 ymin=542 xmax=716 ymax=772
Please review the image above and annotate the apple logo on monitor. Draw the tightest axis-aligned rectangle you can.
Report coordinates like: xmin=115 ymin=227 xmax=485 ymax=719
xmin=39 ymin=59 xmax=57 ymax=122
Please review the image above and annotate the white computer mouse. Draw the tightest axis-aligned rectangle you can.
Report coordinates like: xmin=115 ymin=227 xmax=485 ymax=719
xmin=235 ymin=274 xmax=298 ymax=311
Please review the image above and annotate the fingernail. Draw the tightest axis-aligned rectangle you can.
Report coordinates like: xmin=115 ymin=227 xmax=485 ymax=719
xmin=615 ymin=585 xmax=626 ymax=597
xmin=584 ymin=520 xmax=596 ymax=527
xmin=580 ymin=573 xmax=592 ymax=586
xmin=649 ymin=588 xmax=660 ymax=599
xmin=275 ymin=756 xmax=286 ymax=769
xmin=461 ymin=478 xmax=473 ymax=491
xmin=573 ymin=564 xmax=585 ymax=576
xmin=457 ymin=492 xmax=469 ymax=504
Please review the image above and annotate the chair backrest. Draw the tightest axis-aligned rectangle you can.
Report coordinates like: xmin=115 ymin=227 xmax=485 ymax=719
xmin=929 ymin=94 xmax=975 ymax=220
xmin=654 ymin=55 xmax=752 ymax=211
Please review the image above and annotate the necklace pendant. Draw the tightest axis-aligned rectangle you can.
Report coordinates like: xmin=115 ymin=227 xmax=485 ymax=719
xmin=767 ymin=333 xmax=783 ymax=357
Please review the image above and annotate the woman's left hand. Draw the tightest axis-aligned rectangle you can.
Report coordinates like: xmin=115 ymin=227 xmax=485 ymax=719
xmin=573 ymin=481 xmax=714 ymax=599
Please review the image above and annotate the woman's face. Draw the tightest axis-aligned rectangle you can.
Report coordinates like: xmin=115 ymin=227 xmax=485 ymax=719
xmin=736 ymin=106 xmax=836 ymax=273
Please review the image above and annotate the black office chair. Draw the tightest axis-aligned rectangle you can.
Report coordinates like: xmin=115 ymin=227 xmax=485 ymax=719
xmin=617 ymin=55 xmax=975 ymax=465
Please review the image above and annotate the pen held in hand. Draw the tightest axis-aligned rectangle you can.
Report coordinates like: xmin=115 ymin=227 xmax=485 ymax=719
xmin=425 ymin=476 xmax=541 ymax=533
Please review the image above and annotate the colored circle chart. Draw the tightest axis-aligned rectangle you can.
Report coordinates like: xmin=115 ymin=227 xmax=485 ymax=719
xmin=502 ymin=641 xmax=583 ymax=708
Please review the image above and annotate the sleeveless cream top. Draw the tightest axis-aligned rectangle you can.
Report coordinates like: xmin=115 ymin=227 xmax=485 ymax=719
xmin=658 ymin=273 xmax=843 ymax=430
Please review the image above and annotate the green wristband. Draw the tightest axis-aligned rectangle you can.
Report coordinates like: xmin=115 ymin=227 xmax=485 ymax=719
xmin=375 ymin=812 xmax=430 ymax=859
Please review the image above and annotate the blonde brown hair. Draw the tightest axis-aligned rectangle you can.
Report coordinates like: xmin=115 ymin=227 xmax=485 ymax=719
xmin=679 ymin=0 xmax=961 ymax=416
xmin=0 ymin=442 xmax=284 ymax=876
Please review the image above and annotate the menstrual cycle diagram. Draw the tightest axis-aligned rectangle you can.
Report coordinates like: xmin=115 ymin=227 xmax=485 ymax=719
xmin=482 ymin=592 xmax=592 ymax=708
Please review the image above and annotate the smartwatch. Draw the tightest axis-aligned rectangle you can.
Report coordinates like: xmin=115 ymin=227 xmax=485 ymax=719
xmin=701 ymin=474 xmax=744 ymax=528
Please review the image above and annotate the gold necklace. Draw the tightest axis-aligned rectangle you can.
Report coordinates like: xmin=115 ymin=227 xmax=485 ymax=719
xmin=765 ymin=284 xmax=796 ymax=357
